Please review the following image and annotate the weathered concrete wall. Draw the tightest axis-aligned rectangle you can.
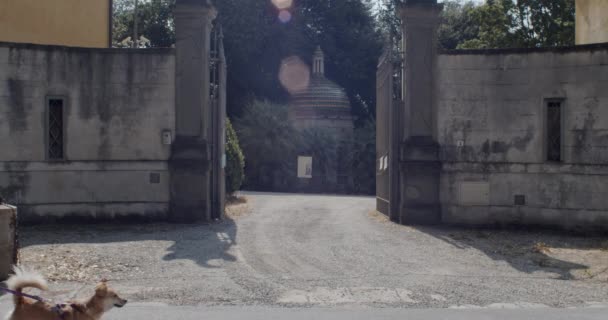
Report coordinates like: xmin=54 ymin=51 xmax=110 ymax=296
xmin=0 ymin=204 xmax=17 ymax=280
xmin=437 ymin=44 xmax=608 ymax=231
xmin=0 ymin=42 xmax=175 ymax=223
xmin=576 ymin=0 xmax=608 ymax=45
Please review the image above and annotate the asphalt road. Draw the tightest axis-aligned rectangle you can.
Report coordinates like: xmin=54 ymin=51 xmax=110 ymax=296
xmin=8 ymin=192 xmax=608 ymax=309
xmin=1 ymin=302 xmax=608 ymax=320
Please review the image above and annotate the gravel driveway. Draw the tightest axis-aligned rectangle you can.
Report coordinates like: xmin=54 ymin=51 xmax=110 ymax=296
xmin=11 ymin=192 xmax=608 ymax=308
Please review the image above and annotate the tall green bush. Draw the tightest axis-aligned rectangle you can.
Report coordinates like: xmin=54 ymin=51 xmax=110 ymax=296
xmin=234 ymin=100 xmax=299 ymax=190
xmin=349 ymin=119 xmax=376 ymax=195
xmin=298 ymin=127 xmax=340 ymax=189
xmin=225 ymin=118 xmax=245 ymax=195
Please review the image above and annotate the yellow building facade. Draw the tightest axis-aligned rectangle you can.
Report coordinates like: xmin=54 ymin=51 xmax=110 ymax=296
xmin=576 ymin=0 xmax=608 ymax=45
xmin=0 ymin=0 xmax=111 ymax=48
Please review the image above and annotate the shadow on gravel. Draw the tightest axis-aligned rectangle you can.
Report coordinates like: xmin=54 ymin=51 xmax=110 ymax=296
xmin=19 ymin=216 xmax=238 ymax=269
xmin=413 ymin=225 xmax=607 ymax=281
xmin=162 ymin=218 xmax=237 ymax=268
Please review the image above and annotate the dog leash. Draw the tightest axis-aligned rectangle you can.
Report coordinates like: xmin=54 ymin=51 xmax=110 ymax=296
xmin=0 ymin=287 xmax=74 ymax=320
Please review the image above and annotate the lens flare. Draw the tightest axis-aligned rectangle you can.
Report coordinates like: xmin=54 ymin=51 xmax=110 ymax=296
xmin=279 ymin=56 xmax=310 ymax=95
xmin=272 ymin=0 xmax=293 ymax=9
xmin=278 ymin=10 xmax=292 ymax=23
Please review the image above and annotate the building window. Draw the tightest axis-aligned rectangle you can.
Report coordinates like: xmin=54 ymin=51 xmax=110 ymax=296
xmin=48 ymin=98 xmax=65 ymax=160
xmin=546 ymin=100 xmax=562 ymax=162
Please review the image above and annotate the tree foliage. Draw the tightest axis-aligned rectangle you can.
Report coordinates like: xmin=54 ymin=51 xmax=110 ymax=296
xmin=112 ymin=0 xmax=175 ymax=47
xmin=348 ymin=119 xmax=376 ymax=194
xmin=460 ymin=0 xmax=575 ymax=49
xmin=225 ymin=118 xmax=245 ymax=195
xmin=438 ymin=1 xmax=480 ymax=50
xmin=378 ymin=0 xmax=575 ymax=50
xmin=376 ymin=0 xmax=401 ymax=42
xmin=234 ymin=100 xmax=300 ymax=190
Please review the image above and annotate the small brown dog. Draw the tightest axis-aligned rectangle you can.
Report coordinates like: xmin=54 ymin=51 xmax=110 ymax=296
xmin=5 ymin=267 xmax=127 ymax=320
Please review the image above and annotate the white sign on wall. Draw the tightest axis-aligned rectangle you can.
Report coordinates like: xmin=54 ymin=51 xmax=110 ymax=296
xmin=297 ymin=156 xmax=313 ymax=178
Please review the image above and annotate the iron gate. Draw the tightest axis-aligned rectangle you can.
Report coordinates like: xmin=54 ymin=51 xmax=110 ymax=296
xmin=376 ymin=41 xmax=402 ymax=218
xmin=209 ymin=23 xmax=226 ymax=220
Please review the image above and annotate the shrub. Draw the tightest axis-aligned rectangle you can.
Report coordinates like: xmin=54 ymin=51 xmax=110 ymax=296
xmin=234 ymin=99 xmax=299 ymax=190
xmin=349 ymin=119 xmax=376 ymax=194
xmin=225 ymin=118 xmax=245 ymax=195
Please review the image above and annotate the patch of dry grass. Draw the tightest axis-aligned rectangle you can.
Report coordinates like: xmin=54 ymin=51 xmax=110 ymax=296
xmin=367 ymin=210 xmax=418 ymax=233
xmin=225 ymin=195 xmax=251 ymax=219
xmin=368 ymin=210 xmax=390 ymax=223
xmin=533 ymin=242 xmax=552 ymax=254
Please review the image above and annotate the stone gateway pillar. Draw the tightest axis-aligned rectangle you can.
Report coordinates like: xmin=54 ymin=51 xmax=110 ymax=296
xmin=170 ymin=0 xmax=217 ymax=222
xmin=396 ymin=0 xmax=443 ymax=225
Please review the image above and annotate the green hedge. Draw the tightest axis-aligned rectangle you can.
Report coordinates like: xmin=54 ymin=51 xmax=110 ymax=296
xmin=226 ymin=118 xmax=245 ymax=195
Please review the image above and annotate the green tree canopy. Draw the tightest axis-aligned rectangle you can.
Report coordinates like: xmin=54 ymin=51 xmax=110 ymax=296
xmin=460 ymin=0 xmax=575 ymax=49
xmin=348 ymin=119 xmax=376 ymax=194
xmin=112 ymin=0 xmax=175 ymax=47
xmin=438 ymin=1 xmax=480 ymax=50
xmin=233 ymin=100 xmax=300 ymax=190
xmin=378 ymin=0 xmax=575 ymax=50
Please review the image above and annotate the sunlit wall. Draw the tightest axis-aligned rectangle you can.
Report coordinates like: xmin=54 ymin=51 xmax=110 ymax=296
xmin=576 ymin=0 xmax=608 ymax=45
xmin=0 ymin=0 xmax=111 ymax=48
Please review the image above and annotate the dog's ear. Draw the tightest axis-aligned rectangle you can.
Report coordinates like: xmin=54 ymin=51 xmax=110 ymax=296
xmin=95 ymin=282 xmax=108 ymax=296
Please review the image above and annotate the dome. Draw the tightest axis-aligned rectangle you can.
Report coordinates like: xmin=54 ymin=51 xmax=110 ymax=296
xmin=290 ymin=75 xmax=351 ymax=109
xmin=288 ymin=46 xmax=353 ymax=132
xmin=290 ymin=46 xmax=350 ymax=109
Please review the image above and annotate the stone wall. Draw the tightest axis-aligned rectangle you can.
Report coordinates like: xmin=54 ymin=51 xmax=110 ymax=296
xmin=0 ymin=42 xmax=175 ymax=223
xmin=436 ymin=44 xmax=608 ymax=231
xmin=0 ymin=204 xmax=17 ymax=280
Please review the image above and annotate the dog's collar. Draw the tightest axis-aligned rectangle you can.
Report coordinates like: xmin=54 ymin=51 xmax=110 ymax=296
xmin=52 ymin=303 xmax=87 ymax=319
xmin=51 ymin=303 xmax=68 ymax=320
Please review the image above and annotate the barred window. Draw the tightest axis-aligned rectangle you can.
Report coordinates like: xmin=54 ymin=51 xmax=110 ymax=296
xmin=48 ymin=98 xmax=64 ymax=160
xmin=546 ymin=101 xmax=562 ymax=162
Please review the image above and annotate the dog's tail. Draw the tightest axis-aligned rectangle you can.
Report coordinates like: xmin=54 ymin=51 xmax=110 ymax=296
xmin=5 ymin=266 xmax=48 ymax=306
